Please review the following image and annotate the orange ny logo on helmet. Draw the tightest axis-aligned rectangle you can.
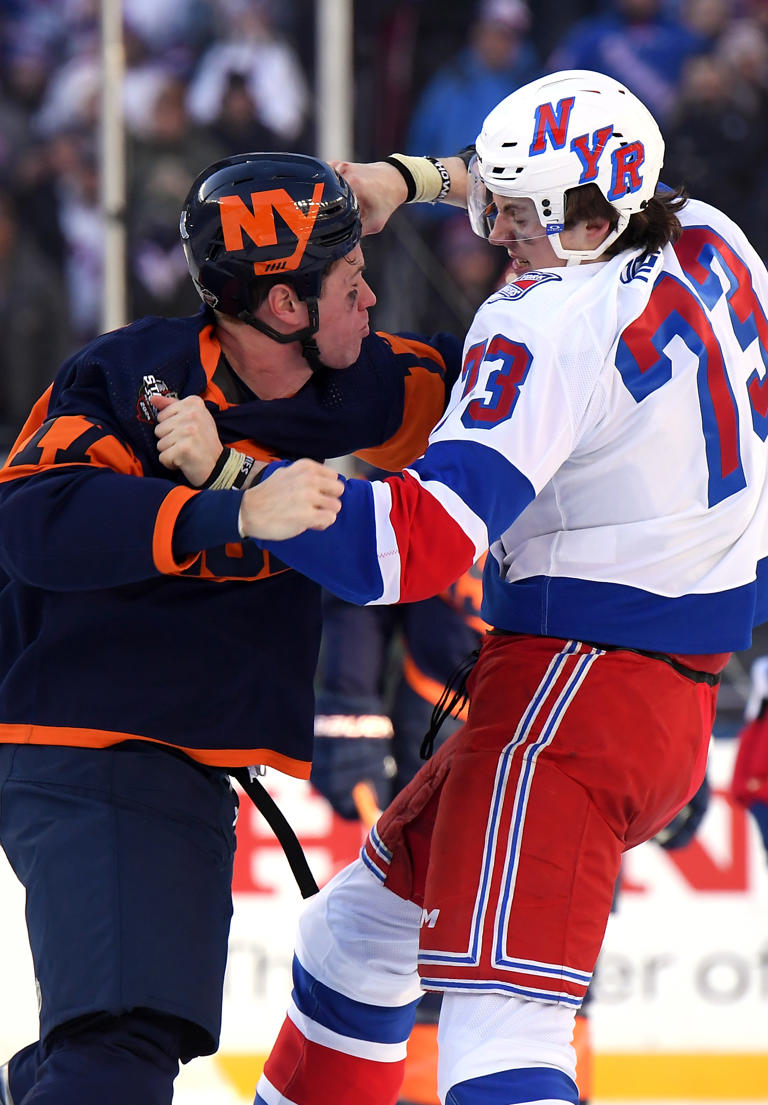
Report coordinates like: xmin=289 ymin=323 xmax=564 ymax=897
xmin=218 ymin=184 xmax=325 ymax=274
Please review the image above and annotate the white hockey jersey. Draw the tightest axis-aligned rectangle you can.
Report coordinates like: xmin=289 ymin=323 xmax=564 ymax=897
xmin=263 ymin=198 xmax=768 ymax=653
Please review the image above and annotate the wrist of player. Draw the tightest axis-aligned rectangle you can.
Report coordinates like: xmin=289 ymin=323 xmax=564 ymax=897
xmin=375 ymin=160 xmax=410 ymax=207
xmin=201 ymin=448 xmax=256 ymax=490
xmin=383 ymin=154 xmax=452 ymax=204
xmin=234 ymin=460 xmax=293 ymax=539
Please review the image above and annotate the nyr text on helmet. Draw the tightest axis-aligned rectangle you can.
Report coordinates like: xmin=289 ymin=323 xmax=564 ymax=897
xmin=530 ymin=96 xmax=646 ymax=203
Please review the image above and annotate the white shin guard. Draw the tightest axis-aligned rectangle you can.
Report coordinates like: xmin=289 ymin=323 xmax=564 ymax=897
xmin=295 ymin=858 xmax=423 ymax=1007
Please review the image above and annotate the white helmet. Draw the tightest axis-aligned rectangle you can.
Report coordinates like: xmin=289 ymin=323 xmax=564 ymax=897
xmin=469 ymin=69 xmax=665 ymax=263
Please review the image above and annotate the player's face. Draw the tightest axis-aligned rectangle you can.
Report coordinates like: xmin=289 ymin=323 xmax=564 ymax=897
xmin=488 ymin=194 xmax=611 ymax=272
xmin=488 ymin=195 xmax=564 ymax=275
xmin=314 ymin=245 xmax=377 ymax=369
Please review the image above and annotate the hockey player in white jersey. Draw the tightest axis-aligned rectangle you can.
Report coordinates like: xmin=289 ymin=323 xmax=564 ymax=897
xmin=237 ymin=70 xmax=768 ymax=1105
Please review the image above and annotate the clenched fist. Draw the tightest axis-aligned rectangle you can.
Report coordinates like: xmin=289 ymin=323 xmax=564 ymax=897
xmin=152 ymin=394 xmax=223 ymax=487
xmin=238 ymin=459 xmax=344 ymax=541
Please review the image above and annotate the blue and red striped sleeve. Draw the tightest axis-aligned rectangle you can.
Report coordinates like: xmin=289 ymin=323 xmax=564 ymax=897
xmin=258 ymin=441 xmax=535 ymax=605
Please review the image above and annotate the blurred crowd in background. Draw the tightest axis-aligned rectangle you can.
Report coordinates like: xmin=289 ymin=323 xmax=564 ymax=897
xmin=1 ymin=0 xmax=768 ymax=450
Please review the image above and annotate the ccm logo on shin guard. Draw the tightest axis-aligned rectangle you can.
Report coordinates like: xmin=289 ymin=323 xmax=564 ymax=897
xmin=420 ymin=907 xmax=440 ymax=928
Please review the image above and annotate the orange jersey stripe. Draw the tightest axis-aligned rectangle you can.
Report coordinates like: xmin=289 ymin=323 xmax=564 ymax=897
xmin=151 ymin=484 xmax=203 ymax=574
xmin=199 ymin=324 xmax=229 ymax=404
xmin=0 ymin=725 xmax=311 ymax=778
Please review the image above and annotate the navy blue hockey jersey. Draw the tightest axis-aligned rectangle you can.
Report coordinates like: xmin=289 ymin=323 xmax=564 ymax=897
xmin=0 ymin=308 xmax=460 ymax=776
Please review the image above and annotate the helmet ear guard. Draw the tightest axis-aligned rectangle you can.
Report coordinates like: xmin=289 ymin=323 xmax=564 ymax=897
xmin=179 ymin=152 xmax=362 ymax=349
xmin=471 ymin=70 xmax=664 ymax=263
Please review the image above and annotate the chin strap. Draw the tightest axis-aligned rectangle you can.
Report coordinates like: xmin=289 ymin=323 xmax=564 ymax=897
xmin=237 ymin=296 xmax=326 ymax=372
xmin=548 ymin=212 xmax=630 ymax=265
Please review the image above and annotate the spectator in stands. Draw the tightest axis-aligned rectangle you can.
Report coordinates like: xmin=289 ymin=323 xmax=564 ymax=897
xmin=33 ymin=17 xmax=183 ymax=142
xmin=406 ymin=0 xmax=540 ymax=165
xmin=680 ymin=0 xmax=729 ymax=43
xmin=186 ymin=0 xmax=311 ymax=149
xmin=524 ymin=0 xmax=601 ymax=61
xmin=0 ymin=186 xmax=72 ymax=447
xmin=126 ymin=73 xmax=222 ymax=319
xmin=717 ymin=15 xmax=768 ymax=113
xmin=663 ymin=22 xmax=768 ymax=259
xmin=383 ymin=0 xmax=539 ymax=336
xmin=48 ymin=129 xmax=104 ymax=342
xmin=121 ymin=0 xmax=216 ymax=75
xmin=204 ymin=70 xmax=286 ymax=155
xmin=547 ymin=0 xmax=710 ymax=121
xmin=0 ymin=37 xmax=49 ymax=177
xmin=662 ymin=54 xmax=750 ymax=205
xmin=0 ymin=30 xmax=67 ymax=273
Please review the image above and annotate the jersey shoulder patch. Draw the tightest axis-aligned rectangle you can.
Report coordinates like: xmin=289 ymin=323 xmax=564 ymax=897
xmin=488 ymin=271 xmax=563 ymax=303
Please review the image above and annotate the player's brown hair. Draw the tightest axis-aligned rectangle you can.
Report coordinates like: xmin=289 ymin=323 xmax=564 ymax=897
xmin=564 ymin=182 xmax=688 ymax=257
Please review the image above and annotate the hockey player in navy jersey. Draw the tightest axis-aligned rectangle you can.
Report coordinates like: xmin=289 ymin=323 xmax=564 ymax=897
xmin=233 ymin=72 xmax=768 ymax=1105
xmin=0 ymin=153 xmax=463 ymax=1105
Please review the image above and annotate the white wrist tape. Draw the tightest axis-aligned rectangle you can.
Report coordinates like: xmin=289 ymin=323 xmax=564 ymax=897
xmin=204 ymin=448 xmax=255 ymax=490
xmin=386 ymin=153 xmax=451 ymax=203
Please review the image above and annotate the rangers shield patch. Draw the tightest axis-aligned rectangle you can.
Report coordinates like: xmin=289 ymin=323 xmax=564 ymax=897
xmin=491 ymin=271 xmax=563 ymax=302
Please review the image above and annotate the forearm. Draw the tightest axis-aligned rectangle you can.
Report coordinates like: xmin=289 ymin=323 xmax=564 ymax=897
xmin=256 ymin=466 xmax=481 ymax=606
xmin=252 ymin=437 xmax=536 ymax=606
xmin=0 ymin=469 xmax=203 ymax=590
xmin=332 ymin=152 xmax=471 ymax=235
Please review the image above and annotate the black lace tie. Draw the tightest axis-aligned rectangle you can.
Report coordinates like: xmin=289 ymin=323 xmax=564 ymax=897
xmin=420 ymin=646 xmax=482 ymax=761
